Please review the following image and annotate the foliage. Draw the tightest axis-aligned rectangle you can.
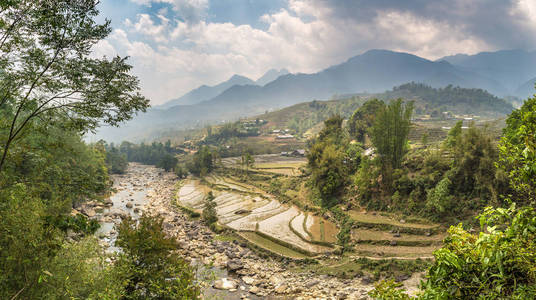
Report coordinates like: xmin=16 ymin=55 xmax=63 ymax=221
xmin=370 ymin=99 xmax=413 ymax=171
xmin=116 ymin=215 xmax=200 ymax=300
xmin=498 ymin=96 xmax=536 ymax=202
xmin=187 ymin=145 xmax=214 ymax=176
xmin=118 ymin=140 xmax=182 ymax=170
xmin=202 ymin=191 xmax=218 ymax=225
xmin=40 ymin=237 xmax=124 ymax=299
xmin=443 ymin=121 xmax=462 ymax=149
xmin=449 ymin=126 xmax=501 ymax=203
xmin=387 ymin=83 xmax=513 ymax=116
xmin=157 ymin=153 xmax=178 ymax=172
xmin=46 ymin=214 xmax=100 ymax=235
xmin=307 ymin=115 xmax=349 ymax=206
xmin=0 ymin=0 xmax=149 ymax=171
xmin=241 ymin=150 xmax=255 ymax=174
xmin=104 ymin=142 xmax=129 ymax=174
xmin=371 ymin=204 xmax=536 ymax=299
xmin=202 ymin=121 xmax=260 ymax=145
xmin=425 ymin=175 xmax=454 ymax=219
xmin=369 ymin=280 xmax=411 ymax=300
xmin=348 ymin=99 xmax=385 ymax=143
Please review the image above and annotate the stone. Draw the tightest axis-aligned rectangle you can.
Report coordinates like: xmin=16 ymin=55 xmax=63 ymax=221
xmin=242 ymin=276 xmax=255 ymax=285
xmin=126 ymin=203 xmax=133 ymax=208
xmin=248 ymin=286 xmax=260 ymax=294
xmin=390 ymin=240 xmax=398 ymax=246
xmin=361 ymin=275 xmax=374 ymax=285
xmin=227 ymin=259 xmax=244 ymax=271
xmin=305 ymin=280 xmax=320 ymax=288
xmin=275 ymin=283 xmax=288 ymax=294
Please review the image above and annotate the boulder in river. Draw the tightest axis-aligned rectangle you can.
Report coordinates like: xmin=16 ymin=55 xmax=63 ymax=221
xmin=213 ymin=278 xmax=237 ymax=290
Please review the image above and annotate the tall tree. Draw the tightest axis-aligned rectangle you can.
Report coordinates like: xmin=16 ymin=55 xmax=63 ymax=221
xmin=0 ymin=0 xmax=149 ymax=171
xmin=370 ymin=99 xmax=413 ymax=170
xmin=348 ymin=99 xmax=385 ymax=143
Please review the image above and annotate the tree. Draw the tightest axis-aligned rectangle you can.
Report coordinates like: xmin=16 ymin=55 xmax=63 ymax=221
xmin=0 ymin=0 xmax=149 ymax=171
xmin=499 ymin=95 xmax=536 ymax=203
xmin=307 ymin=115 xmax=348 ymax=206
xmin=202 ymin=191 xmax=218 ymax=225
xmin=348 ymin=99 xmax=385 ymax=143
xmin=157 ymin=153 xmax=178 ymax=172
xmin=369 ymin=99 xmax=413 ymax=186
xmin=188 ymin=146 xmax=213 ymax=176
xmin=241 ymin=150 xmax=255 ymax=175
xmin=371 ymin=204 xmax=536 ymax=299
xmin=116 ymin=216 xmax=200 ymax=300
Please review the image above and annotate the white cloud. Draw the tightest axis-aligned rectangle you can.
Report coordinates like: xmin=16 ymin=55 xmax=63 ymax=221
xmin=105 ymin=0 xmax=535 ymax=105
xmin=129 ymin=0 xmax=207 ymax=23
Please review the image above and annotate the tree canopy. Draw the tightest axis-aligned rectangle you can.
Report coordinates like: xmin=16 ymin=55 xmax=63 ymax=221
xmin=0 ymin=0 xmax=149 ymax=171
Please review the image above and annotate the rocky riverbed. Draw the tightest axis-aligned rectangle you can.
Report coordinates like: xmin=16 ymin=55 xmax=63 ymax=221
xmin=85 ymin=163 xmax=423 ymax=299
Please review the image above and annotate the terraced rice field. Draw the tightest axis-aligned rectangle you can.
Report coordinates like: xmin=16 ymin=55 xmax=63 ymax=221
xmin=352 ymin=229 xmax=445 ymax=245
xmin=257 ymin=206 xmax=332 ymax=254
xmin=353 ymin=244 xmax=438 ymax=258
xmin=222 ymin=154 xmax=306 ymax=176
xmin=177 ymin=177 xmax=334 ymax=258
xmin=348 ymin=209 xmax=444 ymax=259
xmin=306 ymin=214 xmax=339 ymax=244
xmin=349 ymin=210 xmax=438 ymax=230
xmin=238 ymin=232 xmax=308 ymax=259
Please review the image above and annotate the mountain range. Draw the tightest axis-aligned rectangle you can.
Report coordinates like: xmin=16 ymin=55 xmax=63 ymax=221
xmin=94 ymin=49 xmax=536 ymax=142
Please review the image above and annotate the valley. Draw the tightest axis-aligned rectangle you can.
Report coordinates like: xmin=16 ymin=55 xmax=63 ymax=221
xmin=91 ymin=162 xmax=435 ymax=299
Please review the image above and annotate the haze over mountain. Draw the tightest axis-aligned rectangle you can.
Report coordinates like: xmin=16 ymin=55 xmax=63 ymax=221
xmin=439 ymin=49 xmax=536 ymax=98
xmin=255 ymin=68 xmax=289 ymax=86
xmin=94 ymin=49 xmax=536 ymax=142
xmin=159 ymin=74 xmax=255 ymax=108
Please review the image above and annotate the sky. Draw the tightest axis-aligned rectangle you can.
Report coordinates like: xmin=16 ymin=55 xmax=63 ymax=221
xmin=94 ymin=0 xmax=536 ymax=105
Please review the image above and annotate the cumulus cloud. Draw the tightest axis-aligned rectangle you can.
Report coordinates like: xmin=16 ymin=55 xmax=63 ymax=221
xmin=106 ymin=0 xmax=536 ymax=104
xmin=129 ymin=0 xmax=207 ymax=23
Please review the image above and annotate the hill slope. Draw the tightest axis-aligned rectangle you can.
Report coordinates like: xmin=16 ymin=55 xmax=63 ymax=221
xmin=159 ymin=74 xmax=255 ymax=108
xmin=439 ymin=49 xmax=536 ymax=96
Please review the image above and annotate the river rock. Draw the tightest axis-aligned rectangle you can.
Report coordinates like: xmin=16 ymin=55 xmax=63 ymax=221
xmin=275 ymin=283 xmax=288 ymax=294
xmin=126 ymin=202 xmax=133 ymax=208
xmin=242 ymin=276 xmax=255 ymax=285
xmin=213 ymin=278 xmax=237 ymax=290
xmin=227 ymin=259 xmax=244 ymax=271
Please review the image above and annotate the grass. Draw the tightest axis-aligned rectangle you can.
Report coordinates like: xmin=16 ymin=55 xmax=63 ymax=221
xmin=239 ymin=231 xmax=309 ymax=259
xmin=293 ymin=254 xmax=432 ymax=280
xmin=348 ymin=210 xmax=439 ymax=229
xmin=352 ymin=228 xmax=445 ymax=246
xmin=353 ymin=244 xmax=439 ymax=258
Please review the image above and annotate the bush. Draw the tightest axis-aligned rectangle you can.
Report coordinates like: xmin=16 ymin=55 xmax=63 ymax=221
xmin=370 ymin=204 xmax=536 ymax=299
xmin=115 ymin=215 xmax=200 ymax=299
xmin=202 ymin=191 xmax=218 ymax=225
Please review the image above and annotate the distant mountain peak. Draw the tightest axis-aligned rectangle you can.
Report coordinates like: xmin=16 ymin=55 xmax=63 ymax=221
xmin=256 ymin=68 xmax=290 ymax=86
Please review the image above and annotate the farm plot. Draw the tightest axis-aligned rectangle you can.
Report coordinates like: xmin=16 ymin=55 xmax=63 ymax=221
xmin=348 ymin=210 xmax=439 ymax=230
xmin=257 ymin=206 xmax=332 ymax=254
xmin=225 ymin=200 xmax=288 ymax=231
xmin=305 ymin=214 xmax=339 ymax=244
xmin=352 ymin=228 xmax=445 ymax=246
xmin=222 ymin=154 xmax=306 ymax=176
xmin=177 ymin=180 xmax=207 ymax=208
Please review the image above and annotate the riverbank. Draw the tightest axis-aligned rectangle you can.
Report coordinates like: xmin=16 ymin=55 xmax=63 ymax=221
xmin=90 ymin=163 xmax=425 ymax=299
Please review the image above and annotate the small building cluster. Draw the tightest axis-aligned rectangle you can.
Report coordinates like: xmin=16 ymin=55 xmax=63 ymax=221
xmin=281 ymin=149 xmax=306 ymax=157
